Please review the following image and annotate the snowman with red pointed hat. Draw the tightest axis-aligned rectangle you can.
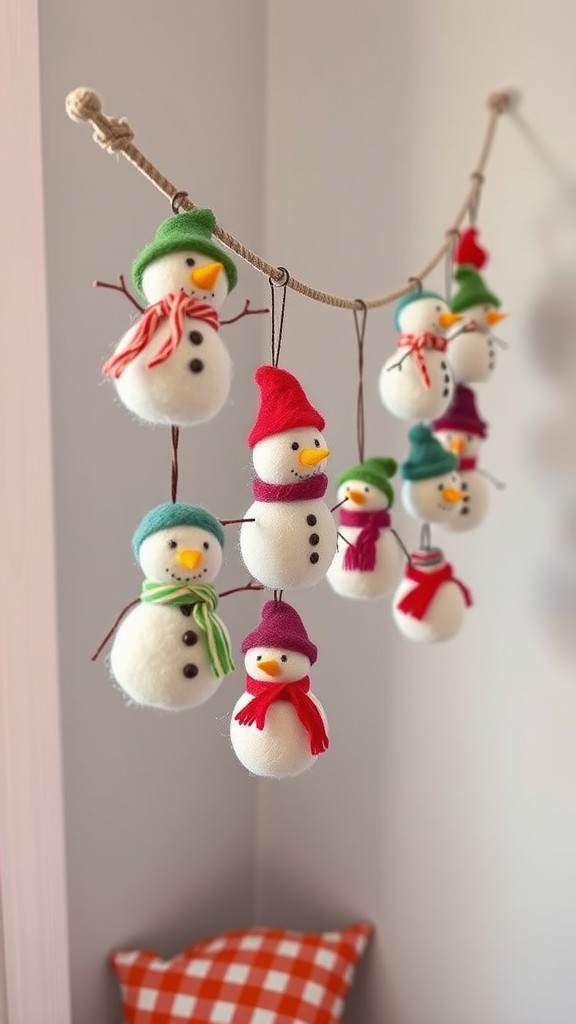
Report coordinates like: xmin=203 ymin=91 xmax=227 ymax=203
xmin=240 ymin=367 xmax=337 ymax=590
xmin=448 ymin=228 xmax=508 ymax=384
xmin=433 ymin=384 xmax=490 ymax=530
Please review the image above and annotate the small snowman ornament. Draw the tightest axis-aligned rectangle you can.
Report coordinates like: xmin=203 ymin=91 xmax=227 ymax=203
xmin=401 ymin=424 xmax=464 ymax=524
xmin=240 ymin=366 xmax=338 ymax=590
xmin=448 ymin=266 xmax=507 ymax=384
xmin=327 ymin=456 xmax=403 ymax=600
xmin=433 ymin=384 xmax=490 ymax=531
xmin=392 ymin=546 xmax=473 ymax=643
xmin=110 ymin=503 xmax=234 ymax=710
xmin=230 ymin=600 xmax=329 ymax=778
xmin=102 ymin=209 xmax=238 ymax=426
xmin=379 ymin=290 xmax=462 ymax=421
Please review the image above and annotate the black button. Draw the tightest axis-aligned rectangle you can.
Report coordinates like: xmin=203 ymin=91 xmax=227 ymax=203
xmin=461 ymin=507 xmax=470 ymax=516
xmin=444 ymin=374 xmax=451 ymax=384
xmin=189 ymin=330 xmax=203 ymax=345
xmin=441 ymin=361 xmax=447 ymax=370
xmin=189 ymin=359 xmax=204 ymax=373
xmin=309 ymin=552 xmax=320 ymax=564
xmin=180 ymin=605 xmax=193 ymax=617
xmin=183 ymin=663 xmax=199 ymax=678
xmin=309 ymin=533 xmax=319 ymax=546
xmin=462 ymin=481 xmax=469 ymax=491
xmin=442 ymin=388 xmax=450 ymax=397
xmin=306 ymin=514 xmax=317 ymax=526
xmin=182 ymin=631 xmax=198 ymax=646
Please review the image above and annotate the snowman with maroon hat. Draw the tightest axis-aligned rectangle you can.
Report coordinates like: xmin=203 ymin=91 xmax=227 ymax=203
xmin=433 ymin=384 xmax=490 ymax=531
xmin=240 ymin=366 xmax=337 ymax=590
xmin=230 ymin=599 xmax=329 ymax=778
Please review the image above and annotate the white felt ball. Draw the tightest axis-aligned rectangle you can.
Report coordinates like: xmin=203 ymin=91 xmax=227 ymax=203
xmin=327 ymin=529 xmax=401 ymax=599
xmin=443 ymin=472 xmax=489 ymax=532
xmin=401 ymin=472 xmax=464 ymax=524
xmin=240 ymin=500 xmax=337 ymax=590
xmin=448 ymin=308 xmax=497 ymax=383
xmin=138 ymin=524 xmax=224 ymax=583
xmin=252 ymin=428 xmax=330 ymax=484
xmin=112 ymin=318 xmax=231 ymax=427
xmin=392 ymin=578 xmax=466 ymax=643
xmin=141 ymin=250 xmax=230 ymax=309
xmin=379 ymin=352 xmax=454 ymax=421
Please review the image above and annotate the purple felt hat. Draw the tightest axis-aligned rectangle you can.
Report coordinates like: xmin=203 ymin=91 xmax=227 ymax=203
xmin=432 ymin=384 xmax=488 ymax=439
xmin=241 ymin=601 xmax=318 ymax=664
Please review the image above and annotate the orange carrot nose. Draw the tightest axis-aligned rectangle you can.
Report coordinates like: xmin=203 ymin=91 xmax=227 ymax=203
xmin=450 ymin=437 xmax=466 ymax=456
xmin=191 ymin=262 xmax=223 ymax=291
xmin=176 ymin=548 xmax=203 ymax=571
xmin=442 ymin=486 xmax=464 ymax=503
xmin=258 ymin=659 xmax=281 ymax=678
xmin=347 ymin=489 xmax=367 ymax=505
xmin=438 ymin=311 xmax=463 ymax=329
xmin=486 ymin=309 xmax=507 ymax=326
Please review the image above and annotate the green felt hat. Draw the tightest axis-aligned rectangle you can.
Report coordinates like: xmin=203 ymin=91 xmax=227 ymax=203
xmin=337 ymin=457 xmax=398 ymax=507
xmin=450 ymin=266 xmax=500 ymax=313
xmin=394 ymin=289 xmax=445 ymax=330
xmin=131 ymin=209 xmax=238 ymax=298
xmin=132 ymin=502 xmax=225 ymax=559
xmin=401 ymin=424 xmax=457 ymax=482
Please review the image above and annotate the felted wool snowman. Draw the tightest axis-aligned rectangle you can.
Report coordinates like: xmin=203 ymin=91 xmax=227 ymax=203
xmin=392 ymin=546 xmax=473 ymax=643
xmin=230 ymin=600 xmax=329 ymax=778
xmin=326 ymin=457 xmax=402 ymax=600
xmin=110 ymin=502 xmax=234 ymax=710
xmin=240 ymin=366 xmax=338 ymax=590
xmin=401 ymin=424 xmax=464 ymax=524
xmin=379 ymin=290 xmax=462 ymax=421
xmin=448 ymin=266 xmax=507 ymax=384
xmin=102 ymin=209 xmax=238 ymax=426
xmin=433 ymin=384 xmax=490 ymax=531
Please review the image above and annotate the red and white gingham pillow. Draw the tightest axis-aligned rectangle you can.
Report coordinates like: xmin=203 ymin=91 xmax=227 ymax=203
xmin=111 ymin=921 xmax=372 ymax=1024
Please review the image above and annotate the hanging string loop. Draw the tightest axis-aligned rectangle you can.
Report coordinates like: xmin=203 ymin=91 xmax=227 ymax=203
xmin=445 ymin=228 xmax=459 ymax=300
xmin=352 ymin=299 xmax=368 ymax=464
xmin=269 ymin=267 xmax=289 ymax=367
xmin=171 ymin=190 xmax=189 ymax=214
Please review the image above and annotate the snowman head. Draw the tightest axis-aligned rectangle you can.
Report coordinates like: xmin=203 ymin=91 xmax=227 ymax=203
xmin=395 ymin=290 xmax=462 ymax=336
xmin=132 ymin=209 xmax=237 ymax=308
xmin=132 ymin=503 xmax=225 ymax=584
xmin=244 ymin=646 xmax=311 ymax=683
xmin=336 ymin=456 xmax=397 ymax=511
xmin=402 ymin=470 xmax=464 ymax=522
xmin=241 ymin=600 xmax=318 ymax=682
xmin=432 ymin=384 xmax=488 ymax=458
xmin=253 ymin=427 xmax=330 ymax=484
xmin=248 ymin=366 xmax=329 ymax=484
xmin=434 ymin=430 xmax=482 ymax=459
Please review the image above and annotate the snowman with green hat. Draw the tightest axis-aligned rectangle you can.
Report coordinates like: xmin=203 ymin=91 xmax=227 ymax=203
xmin=448 ymin=265 xmax=508 ymax=383
xmin=401 ymin=424 xmax=464 ymax=524
xmin=379 ymin=289 xmax=463 ymax=421
xmin=326 ymin=456 xmax=404 ymax=600
xmin=102 ymin=208 xmax=239 ymax=426
xmin=108 ymin=502 xmax=235 ymax=710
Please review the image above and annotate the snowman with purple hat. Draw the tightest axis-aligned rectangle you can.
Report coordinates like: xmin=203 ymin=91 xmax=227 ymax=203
xmin=433 ymin=384 xmax=490 ymax=531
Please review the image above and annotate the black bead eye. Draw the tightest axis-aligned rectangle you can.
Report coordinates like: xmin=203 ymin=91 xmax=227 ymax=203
xmin=438 ymin=484 xmax=443 ymax=491
xmin=168 ymin=540 xmax=177 ymax=549
xmin=364 ymin=486 xmax=369 ymax=493
xmin=314 ymin=438 xmax=320 ymax=447
xmin=256 ymin=655 xmax=262 ymax=662
xmin=291 ymin=442 xmax=299 ymax=451
xmin=436 ymin=305 xmax=442 ymax=312
xmin=185 ymin=257 xmax=196 ymax=267
xmin=281 ymin=655 xmax=288 ymax=663
xmin=203 ymin=541 xmax=209 ymax=550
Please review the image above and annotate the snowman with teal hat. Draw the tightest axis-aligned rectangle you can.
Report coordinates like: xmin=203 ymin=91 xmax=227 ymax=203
xmin=401 ymin=424 xmax=464 ymax=524
xmin=108 ymin=502 xmax=235 ymax=710
xmin=326 ymin=457 xmax=404 ymax=600
xmin=448 ymin=266 xmax=508 ymax=384
xmin=432 ymin=384 xmax=490 ymax=530
xmin=379 ymin=289 xmax=463 ymax=421
xmin=101 ymin=209 xmax=239 ymax=426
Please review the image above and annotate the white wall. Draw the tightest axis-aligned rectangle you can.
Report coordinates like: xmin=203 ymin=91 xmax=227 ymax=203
xmin=259 ymin=3 xmax=576 ymax=1024
xmin=39 ymin=3 xmax=268 ymax=1022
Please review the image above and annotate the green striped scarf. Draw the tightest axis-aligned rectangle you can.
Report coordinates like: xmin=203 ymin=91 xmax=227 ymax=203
xmin=140 ymin=581 xmax=234 ymax=679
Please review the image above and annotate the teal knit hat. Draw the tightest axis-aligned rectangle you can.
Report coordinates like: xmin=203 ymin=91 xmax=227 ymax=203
xmin=450 ymin=266 xmax=500 ymax=313
xmin=132 ymin=502 xmax=225 ymax=559
xmin=394 ymin=289 xmax=445 ymax=330
xmin=337 ymin=457 xmax=398 ymax=507
xmin=401 ymin=424 xmax=457 ymax=481
xmin=131 ymin=209 xmax=238 ymax=298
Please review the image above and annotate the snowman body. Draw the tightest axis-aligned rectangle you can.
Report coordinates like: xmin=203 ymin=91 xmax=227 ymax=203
xmin=379 ymin=295 xmax=460 ymax=421
xmin=433 ymin=429 xmax=489 ymax=531
xmin=448 ymin=305 xmax=497 ymax=384
xmin=326 ymin=476 xmax=401 ymax=599
xmin=393 ymin=575 xmax=466 ymax=642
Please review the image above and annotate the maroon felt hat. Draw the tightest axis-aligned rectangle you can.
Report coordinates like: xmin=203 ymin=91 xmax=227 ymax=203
xmin=241 ymin=600 xmax=318 ymax=664
xmin=247 ymin=366 xmax=325 ymax=448
xmin=432 ymin=384 xmax=488 ymax=439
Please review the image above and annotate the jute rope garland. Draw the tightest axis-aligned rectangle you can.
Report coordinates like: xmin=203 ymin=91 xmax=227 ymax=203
xmin=65 ymin=87 xmax=514 ymax=310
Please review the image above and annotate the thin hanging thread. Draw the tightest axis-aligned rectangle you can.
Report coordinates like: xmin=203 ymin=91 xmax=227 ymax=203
xmin=353 ymin=301 xmax=368 ymax=463
xmin=420 ymin=523 xmax=432 ymax=550
xmin=66 ymin=88 xmax=512 ymax=311
xmin=445 ymin=229 xmax=459 ymax=301
xmin=171 ymin=426 xmax=180 ymax=503
xmin=269 ymin=269 xmax=288 ymax=366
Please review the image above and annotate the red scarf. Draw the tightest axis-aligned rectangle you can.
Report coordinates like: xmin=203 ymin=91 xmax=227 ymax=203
xmin=397 ymin=563 xmax=473 ymax=620
xmin=235 ymin=675 xmax=329 ymax=756
xmin=397 ymin=332 xmax=447 ymax=389
xmin=459 ymin=457 xmax=477 ymax=472
xmin=102 ymin=292 xmax=220 ymax=379
xmin=340 ymin=508 xmax=391 ymax=572
xmin=252 ymin=474 xmax=328 ymax=502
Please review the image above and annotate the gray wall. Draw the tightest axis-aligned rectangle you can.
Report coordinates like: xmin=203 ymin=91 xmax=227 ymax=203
xmin=39 ymin=3 xmax=267 ymax=1022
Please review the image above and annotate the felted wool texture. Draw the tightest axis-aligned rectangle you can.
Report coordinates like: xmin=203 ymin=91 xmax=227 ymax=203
xmin=110 ymin=603 xmax=229 ymax=710
xmin=448 ymin=322 xmax=498 ymax=384
xmin=241 ymin=600 xmax=318 ymax=663
xmin=379 ymin=350 xmax=455 ymax=421
xmin=450 ymin=266 xmax=500 ymax=313
xmin=248 ymin=365 xmax=325 ymax=448
xmin=111 ymin=319 xmax=232 ymax=427
xmin=230 ymin=690 xmax=328 ymax=778
xmin=240 ymin=499 xmax=338 ymax=590
xmin=252 ymin=428 xmax=330 ymax=485
xmin=454 ymin=227 xmax=488 ymax=270
xmin=326 ymin=529 xmax=402 ymax=600
xmin=392 ymin=576 xmax=466 ymax=643
xmin=441 ymin=471 xmax=489 ymax=532
xmin=401 ymin=476 xmax=463 ymax=524
xmin=336 ymin=457 xmax=397 ymax=506
xmin=432 ymin=383 xmax=488 ymax=438
xmin=402 ymin=424 xmax=458 ymax=481
xmin=132 ymin=209 xmax=238 ymax=299
xmin=393 ymin=289 xmax=446 ymax=331
xmin=133 ymin=503 xmax=225 ymax=558
xmin=140 ymin=250 xmax=230 ymax=308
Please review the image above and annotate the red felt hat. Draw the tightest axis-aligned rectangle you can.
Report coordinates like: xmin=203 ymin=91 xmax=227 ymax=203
xmin=247 ymin=366 xmax=325 ymax=448
xmin=432 ymin=384 xmax=488 ymax=439
xmin=241 ymin=600 xmax=318 ymax=664
xmin=454 ymin=227 xmax=488 ymax=271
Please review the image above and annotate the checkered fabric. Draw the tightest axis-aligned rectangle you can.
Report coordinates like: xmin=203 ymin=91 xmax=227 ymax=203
xmin=111 ymin=921 xmax=372 ymax=1024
